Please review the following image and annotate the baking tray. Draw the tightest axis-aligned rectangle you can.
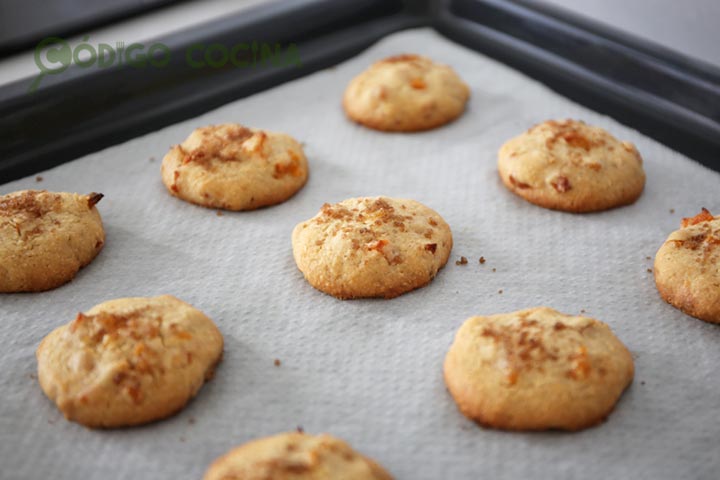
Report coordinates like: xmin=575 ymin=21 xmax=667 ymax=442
xmin=1 ymin=2 xmax=720 ymax=480
xmin=0 ymin=0 xmax=184 ymax=56
xmin=0 ymin=0 xmax=719 ymax=184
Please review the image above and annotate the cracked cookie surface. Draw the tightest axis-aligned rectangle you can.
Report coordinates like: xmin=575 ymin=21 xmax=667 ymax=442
xmin=204 ymin=432 xmax=392 ymax=480
xmin=444 ymin=307 xmax=634 ymax=431
xmin=0 ymin=189 xmax=105 ymax=292
xmin=343 ymin=54 xmax=470 ymax=132
xmin=161 ymin=123 xmax=308 ymax=210
xmin=498 ymin=119 xmax=645 ymax=212
xmin=292 ymin=196 xmax=452 ymax=299
xmin=36 ymin=295 xmax=223 ymax=428
xmin=654 ymin=208 xmax=720 ymax=323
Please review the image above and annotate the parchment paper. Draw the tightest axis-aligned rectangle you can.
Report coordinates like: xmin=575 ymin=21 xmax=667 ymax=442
xmin=1 ymin=28 xmax=719 ymax=480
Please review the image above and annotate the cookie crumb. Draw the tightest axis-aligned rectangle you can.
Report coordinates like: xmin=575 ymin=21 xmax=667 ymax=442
xmin=492 ymin=268 xmax=496 ymax=272
xmin=645 ymin=256 xmax=651 ymax=260
xmin=455 ymin=256 xmax=468 ymax=265
xmin=647 ymin=268 xmax=652 ymax=273
xmin=498 ymin=289 xmax=503 ymax=294
xmin=28 ymin=373 xmax=37 ymax=380
xmin=274 ymin=358 xmax=281 ymax=367
xmin=216 ymin=211 xmax=223 ymax=217
xmin=640 ymin=381 xmax=646 ymax=385
xmin=580 ymin=309 xmax=586 ymax=313
xmin=188 ymin=417 xmax=196 ymax=425
xmin=669 ymin=208 xmax=675 ymax=214
xmin=35 ymin=176 xmax=43 ymax=182
xmin=149 ymin=156 xmax=155 ymax=162
xmin=180 ymin=436 xmax=186 ymax=442
xmin=296 ymin=425 xmax=304 ymax=433
xmin=479 ymin=256 xmax=486 ymax=264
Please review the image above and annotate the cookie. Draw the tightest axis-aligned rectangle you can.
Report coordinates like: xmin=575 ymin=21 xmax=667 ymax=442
xmin=444 ymin=307 xmax=634 ymax=431
xmin=498 ymin=120 xmax=646 ymax=212
xmin=292 ymin=196 xmax=452 ymax=299
xmin=0 ymin=190 xmax=105 ymax=292
xmin=161 ymin=123 xmax=308 ymax=210
xmin=36 ymin=295 xmax=223 ymax=428
xmin=343 ymin=54 xmax=470 ymax=132
xmin=654 ymin=208 xmax=720 ymax=323
xmin=204 ymin=432 xmax=392 ymax=480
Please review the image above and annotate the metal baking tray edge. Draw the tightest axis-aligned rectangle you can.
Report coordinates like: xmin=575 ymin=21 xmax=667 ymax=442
xmin=0 ymin=0 xmax=718 ymax=183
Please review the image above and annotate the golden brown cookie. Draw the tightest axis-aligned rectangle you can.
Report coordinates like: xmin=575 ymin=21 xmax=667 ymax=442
xmin=291 ymin=196 xmax=452 ymax=299
xmin=203 ymin=432 xmax=392 ymax=480
xmin=343 ymin=54 xmax=470 ymax=132
xmin=444 ymin=307 xmax=634 ymax=431
xmin=36 ymin=295 xmax=223 ymax=428
xmin=161 ymin=123 xmax=308 ymax=210
xmin=0 ymin=190 xmax=104 ymax=292
xmin=498 ymin=120 xmax=646 ymax=212
xmin=654 ymin=208 xmax=720 ymax=324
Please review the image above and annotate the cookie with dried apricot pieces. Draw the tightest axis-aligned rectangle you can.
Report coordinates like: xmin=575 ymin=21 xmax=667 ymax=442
xmin=498 ymin=119 xmax=645 ymax=212
xmin=161 ymin=123 xmax=308 ymax=210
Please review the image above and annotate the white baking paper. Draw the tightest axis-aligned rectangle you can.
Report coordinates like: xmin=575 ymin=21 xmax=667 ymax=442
xmin=1 ymin=28 xmax=719 ymax=480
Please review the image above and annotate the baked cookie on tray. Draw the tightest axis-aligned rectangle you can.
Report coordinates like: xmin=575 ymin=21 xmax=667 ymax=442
xmin=36 ymin=295 xmax=223 ymax=428
xmin=161 ymin=123 xmax=308 ymax=210
xmin=498 ymin=119 xmax=646 ymax=212
xmin=0 ymin=189 xmax=104 ymax=292
xmin=444 ymin=307 xmax=634 ymax=431
xmin=204 ymin=432 xmax=392 ymax=480
xmin=292 ymin=196 xmax=452 ymax=299
xmin=654 ymin=208 xmax=720 ymax=324
xmin=343 ymin=54 xmax=470 ymax=132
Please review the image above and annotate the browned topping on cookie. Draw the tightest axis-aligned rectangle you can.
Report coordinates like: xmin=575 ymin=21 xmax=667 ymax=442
xmin=369 ymin=239 xmax=402 ymax=265
xmin=671 ymin=231 xmax=720 ymax=251
xmin=68 ymin=309 xmax=174 ymax=405
xmin=87 ymin=192 xmax=104 ymax=208
xmin=0 ymin=190 xmax=58 ymax=217
xmin=544 ymin=120 xmax=598 ymax=151
xmin=171 ymin=170 xmax=181 ymax=192
xmin=551 ymin=175 xmax=572 ymax=193
xmin=410 ymin=78 xmax=426 ymax=89
xmin=566 ymin=346 xmax=591 ymax=380
xmin=681 ymin=208 xmax=714 ymax=228
xmin=180 ymin=125 xmax=255 ymax=167
xmin=70 ymin=309 xmax=157 ymax=341
xmin=381 ymin=53 xmax=421 ymax=63
xmin=273 ymin=151 xmax=304 ymax=178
